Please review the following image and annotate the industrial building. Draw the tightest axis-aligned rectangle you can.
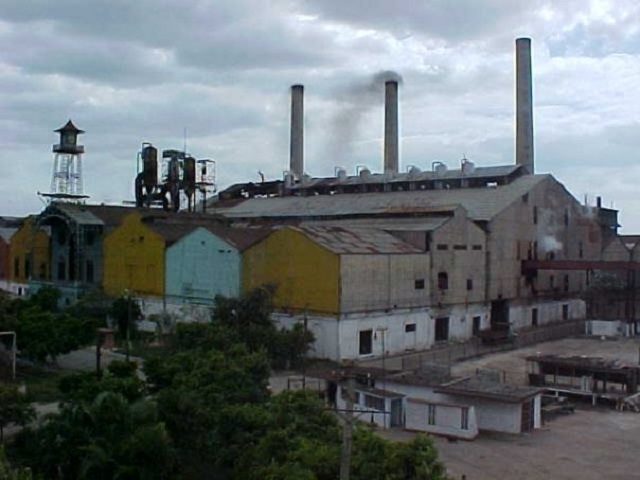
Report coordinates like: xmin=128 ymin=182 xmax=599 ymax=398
xmin=3 ymin=37 xmax=638 ymax=364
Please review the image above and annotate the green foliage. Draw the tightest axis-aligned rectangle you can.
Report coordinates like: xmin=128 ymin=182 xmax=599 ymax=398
xmin=25 ymin=287 xmax=60 ymax=313
xmin=0 ymin=386 xmax=35 ymax=443
xmin=109 ymin=296 xmax=142 ymax=340
xmin=0 ymin=446 xmax=37 ymax=480
xmin=10 ymin=392 xmax=176 ymax=480
xmin=58 ymin=360 xmax=145 ymax=404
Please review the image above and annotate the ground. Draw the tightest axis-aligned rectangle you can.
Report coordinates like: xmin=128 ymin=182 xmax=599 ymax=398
xmin=380 ymin=336 xmax=640 ymax=480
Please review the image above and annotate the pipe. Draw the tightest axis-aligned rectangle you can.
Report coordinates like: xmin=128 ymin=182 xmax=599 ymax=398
xmin=384 ymin=80 xmax=399 ymax=175
xmin=290 ymin=84 xmax=304 ymax=178
xmin=516 ymin=37 xmax=534 ymax=174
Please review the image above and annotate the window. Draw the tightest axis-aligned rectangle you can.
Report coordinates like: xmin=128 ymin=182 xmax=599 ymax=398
xmin=461 ymin=408 xmax=469 ymax=430
xmin=549 ymin=275 xmax=555 ymax=289
xmin=564 ymin=274 xmax=569 ymax=293
xmin=564 ymin=208 xmax=569 ymax=226
xmin=472 ymin=316 xmax=481 ymax=335
xmin=427 ymin=404 xmax=436 ymax=425
xmin=562 ymin=304 xmax=569 ymax=320
xmin=579 ymin=241 xmax=584 ymax=259
xmin=414 ymin=279 xmax=425 ymax=290
xmin=425 ymin=233 xmax=432 ymax=252
xmin=86 ymin=260 xmax=94 ymax=283
xmin=405 ymin=323 xmax=416 ymax=333
xmin=86 ymin=232 xmax=95 ymax=246
xmin=364 ymin=394 xmax=385 ymax=411
xmin=57 ymin=256 xmax=66 ymax=281
xmin=532 ymin=308 xmax=538 ymax=327
xmin=472 ymin=245 xmax=483 ymax=251
xmin=436 ymin=244 xmax=448 ymax=250
xmin=533 ymin=206 xmax=538 ymax=225
xmin=466 ymin=279 xmax=473 ymax=291
xmin=437 ymin=272 xmax=448 ymax=290
xmin=359 ymin=330 xmax=373 ymax=355
xmin=453 ymin=245 xmax=467 ymax=250
xmin=522 ymin=193 xmax=529 ymax=203
xmin=435 ymin=317 xmax=449 ymax=342
xmin=39 ymin=263 xmax=46 ymax=280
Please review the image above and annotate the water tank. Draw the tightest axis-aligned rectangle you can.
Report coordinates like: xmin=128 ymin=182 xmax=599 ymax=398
xmin=359 ymin=167 xmax=371 ymax=180
xmin=462 ymin=158 xmax=476 ymax=175
xmin=408 ymin=165 xmax=421 ymax=176
xmin=142 ymin=145 xmax=158 ymax=187
xmin=336 ymin=167 xmax=347 ymax=181
xmin=284 ymin=171 xmax=295 ymax=187
xmin=168 ymin=158 xmax=180 ymax=183
xmin=432 ymin=161 xmax=447 ymax=176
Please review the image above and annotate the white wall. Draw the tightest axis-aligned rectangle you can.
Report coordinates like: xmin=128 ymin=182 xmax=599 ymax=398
xmin=585 ymin=320 xmax=624 ymax=337
xmin=509 ymin=299 xmax=586 ymax=331
xmin=405 ymin=398 xmax=478 ymax=440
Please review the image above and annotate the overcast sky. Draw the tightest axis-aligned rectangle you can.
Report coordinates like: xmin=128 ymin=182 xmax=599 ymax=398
xmin=2 ymin=1 xmax=640 ymax=231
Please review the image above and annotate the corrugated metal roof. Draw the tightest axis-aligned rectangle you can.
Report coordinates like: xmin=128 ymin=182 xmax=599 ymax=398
xmin=301 ymin=216 xmax=451 ymax=232
xmin=217 ymin=174 xmax=550 ymax=221
xmin=292 ymin=225 xmax=421 ymax=254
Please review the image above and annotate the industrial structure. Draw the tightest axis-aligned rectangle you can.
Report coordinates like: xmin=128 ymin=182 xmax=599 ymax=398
xmin=41 ymin=120 xmax=88 ymax=200
xmin=2 ymin=37 xmax=640 ymax=365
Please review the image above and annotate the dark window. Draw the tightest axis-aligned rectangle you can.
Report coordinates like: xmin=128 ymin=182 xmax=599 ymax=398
xmin=359 ymin=330 xmax=373 ymax=355
xmin=405 ymin=323 xmax=416 ymax=333
xmin=533 ymin=206 xmax=538 ymax=225
xmin=86 ymin=232 xmax=95 ymax=246
xmin=24 ymin=257 xmax=31 ymax=279
xmin=549 ymin=275 xmax=555 ymax=289
xmin=14 ymin=258 xmax=19 ymax=278
xmin=57 ymin=230 xmax=67 ymax=244
xmin=564 ymin=208 xmax=569 ymax=226
xmin=579 ymin=241 xmax=583 ymax=259
xmin=427 ymin=404 xmax=436 ymax=425
xmin=453 ymin=245 xmax=467 ymax=250
xmin=437 ymin=272 xmax=448 ymax=290
xmin=425 ymin=233 xmax=431 ymax=252
xmin=461 ymin=408 xmax=469 ymax=430
xmin=86 ymin=260 xmax=94 ymax=283
xmin=472 ymin=316 xmax=481 ymax=335
xmin=532 ymin=308 xmax=538 ymax=327
xmin=466 ymin=279 xmax=473 ymax=291
xmin=522 ymin=193 xmax=529 ymax=203
xmin=364 ymin=394 xmax=385 ymax=411
xmin=414 ymin=279 xmax=425 ymax=290
xmin=39 ymin=263 xmax=46 ymax=280
xmin=564 ymin=274 xmax=569 ymax=293
xmin=533 ymin=241 xmax=538 ymax=260
xmin=435 ymin=317 xmax=449 ymax=341
xmin=562 ymin=304 xmax=569 ymax=320
xmin=472 ymin=245 xmax=483 ymax=251
xmin=57 ymin=256 xmax=66 ymax=281
xmin=436 ymin=244 xmax=448 ymax=250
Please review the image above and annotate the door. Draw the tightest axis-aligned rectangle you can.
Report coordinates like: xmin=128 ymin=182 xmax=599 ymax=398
xmin=521 ymin=400 xmax=534 ymax=432
xmin=435 ymin=317 xmax=449 ymax=342
xmin=390 ymin=398 xmax=404 ymax=427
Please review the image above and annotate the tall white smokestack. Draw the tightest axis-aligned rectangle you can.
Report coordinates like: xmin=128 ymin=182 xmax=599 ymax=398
xmin=384 ymin=80 xmax=399 ymax=175
xmin=290 ymin=84 xmax=304 ymax=177
xmin=516 ymin=37 xmax=534 ymax=174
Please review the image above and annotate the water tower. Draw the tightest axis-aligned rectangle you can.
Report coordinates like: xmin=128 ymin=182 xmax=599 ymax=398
xmin=45 ymin=120 xmax=88 ymax=199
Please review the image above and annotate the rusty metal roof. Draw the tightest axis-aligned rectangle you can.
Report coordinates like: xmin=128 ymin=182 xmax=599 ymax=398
xmin=291 ymin=225 xmax=421 ymax=254
xmin=301 ymin=216 xmax=451 ymax=232
xmin=217 ymin=174 xmax=550 ymax=221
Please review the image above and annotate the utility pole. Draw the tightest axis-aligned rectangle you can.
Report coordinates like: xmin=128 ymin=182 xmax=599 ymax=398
xmin=339 ymin=374 xmax=355 ymax=480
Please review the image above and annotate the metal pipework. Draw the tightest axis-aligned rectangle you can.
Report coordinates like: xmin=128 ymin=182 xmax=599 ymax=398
xmin=384 ymin=80 xmax=399 ymax=175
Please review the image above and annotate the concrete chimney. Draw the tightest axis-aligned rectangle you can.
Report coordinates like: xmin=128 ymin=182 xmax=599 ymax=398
xmin=384 ymin=80 xmax=399 ymax=175
xmin=516 ymin=37 xmax=534 ymax=174
xmin=290 ymin=84 xmax=304 ymax=178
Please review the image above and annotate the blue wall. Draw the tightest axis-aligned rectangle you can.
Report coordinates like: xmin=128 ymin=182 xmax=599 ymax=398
xmin=165 ymin=227 xmax=241 ymax=305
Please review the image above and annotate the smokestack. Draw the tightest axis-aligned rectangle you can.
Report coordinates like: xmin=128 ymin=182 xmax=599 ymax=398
xmin=384 ymin=80 xmax=399 ymax=175
xmin=290 ymin=84 xmax=304 ymax=178
xmin=516 ymin=37 xmax=534 ymax=174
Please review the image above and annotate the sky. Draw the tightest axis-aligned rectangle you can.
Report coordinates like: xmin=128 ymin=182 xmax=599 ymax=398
xmin=2 ymin=0 xmax=640 ymax=231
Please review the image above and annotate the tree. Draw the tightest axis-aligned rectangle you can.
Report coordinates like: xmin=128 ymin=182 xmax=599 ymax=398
xmin=108 ymin=296 xmax=142 ymax=340
xmin=0 ymin=386 xmax=35 ymax=443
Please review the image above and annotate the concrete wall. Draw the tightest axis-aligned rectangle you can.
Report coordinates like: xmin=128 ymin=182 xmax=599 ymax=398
xmin=405 ymin=398 xmax=478 ymax=440
xmin=488 ymin=176 xmax=600 ymax=302
xmin=585 ymin=320 xmax=625 ymax=337
xmin=509 ymin=298 xmax=586 ymax=331
xmin=165 ymin=227 xmax=241 ymax=304
xmin=430 ymin=211 xmax=487 ymax=307
xmin=275 ymin=302 xmax=489 ymax=361
xmin=340 ymin=253 xmax=431 ymax=312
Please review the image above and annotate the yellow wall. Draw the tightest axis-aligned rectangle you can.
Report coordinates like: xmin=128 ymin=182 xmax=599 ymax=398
xmin=9 ymin=217 xmax=50 ymax=283
xmin=103 ymin=212 xmax=165 ymax=297
xmin=242 ymin=228 xmax=340 ymax=314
